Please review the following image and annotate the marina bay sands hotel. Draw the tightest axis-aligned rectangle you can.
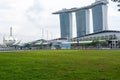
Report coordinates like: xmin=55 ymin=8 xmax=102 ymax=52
xmin=53 ymin=0 xmax=109 ymax=39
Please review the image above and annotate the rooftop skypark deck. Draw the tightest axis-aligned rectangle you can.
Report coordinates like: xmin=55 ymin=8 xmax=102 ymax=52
xmin=52 ymin=0 xmax=108 ymax=14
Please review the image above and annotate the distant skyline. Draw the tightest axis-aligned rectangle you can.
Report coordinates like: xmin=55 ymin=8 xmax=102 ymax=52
xmin=0 ymin=0 xmax=120 ymax=43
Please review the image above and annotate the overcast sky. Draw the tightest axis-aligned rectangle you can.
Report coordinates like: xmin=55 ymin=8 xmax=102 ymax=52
xmin=0 ymin=0 xmax=120 ymax=43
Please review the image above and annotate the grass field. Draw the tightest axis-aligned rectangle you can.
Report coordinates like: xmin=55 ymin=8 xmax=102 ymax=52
xmin=0 ymin=50 xmax=120 ymax=80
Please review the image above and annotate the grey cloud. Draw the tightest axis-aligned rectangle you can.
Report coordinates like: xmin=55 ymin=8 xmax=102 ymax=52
xmin=25 ymin=0 xmax=44 ymax=22
xmin=0 ymin=1 xmax=12 ymax=10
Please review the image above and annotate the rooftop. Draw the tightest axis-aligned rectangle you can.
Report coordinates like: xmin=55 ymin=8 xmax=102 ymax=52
xmin=52 ymin=0 xmax=108 ymax=14
xmin=75 ymin=30 xmax=120 ymax=38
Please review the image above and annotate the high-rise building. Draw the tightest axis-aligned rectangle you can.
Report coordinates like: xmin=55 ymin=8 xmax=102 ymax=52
xmin=92 ymin=0 xmax=108 ymax=33
xmin=59 ymin=12 xmax=73 ymax=39
xmin=76 ymin=9 xmax=90 ymax=37
xmin=53 ymin=0 xmax=109 ymax=38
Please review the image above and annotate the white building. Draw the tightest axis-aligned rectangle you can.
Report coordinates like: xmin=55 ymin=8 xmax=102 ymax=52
xmin=75 ymin=30 xmax=120 ymax=41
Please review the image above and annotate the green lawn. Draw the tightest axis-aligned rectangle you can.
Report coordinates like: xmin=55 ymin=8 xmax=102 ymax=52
xmin=0 ymin=50 xmax=120 ymax=80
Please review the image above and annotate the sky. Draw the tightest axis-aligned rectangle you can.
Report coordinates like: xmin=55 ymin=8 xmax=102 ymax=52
xmin=0 ymin=0 xmax=120 ymax=43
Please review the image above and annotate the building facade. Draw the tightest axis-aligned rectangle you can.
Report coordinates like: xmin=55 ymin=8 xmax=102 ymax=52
xmin=59 ymin=12 xmax=73 ymax=39
xmin=53 ymin=0 xmax=109 ymax=38
xmin=75 ymin=30 xmax=120 ymax=41
xmin=76 ymin=9 xmax=90 ymax=37
xmin=92 ymin=0 xmax=108 ymax=33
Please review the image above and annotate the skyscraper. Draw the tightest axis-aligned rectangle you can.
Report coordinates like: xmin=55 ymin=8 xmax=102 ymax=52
xmin=76 ymin=9 xmax=90 ymax=37
xmin=92 ymin=0 xmax=108 ymax=33
xmin=53 ymin=0 xmax=109 ymax=38
xmin=59 ymin=12 xmax=73 ymax=39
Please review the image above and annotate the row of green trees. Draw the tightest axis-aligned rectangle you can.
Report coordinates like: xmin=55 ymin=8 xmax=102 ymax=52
xmin=77 ymin=35 xmax=117 ymax=42
xmin=72 ymin=40 xmax=120 ymax=49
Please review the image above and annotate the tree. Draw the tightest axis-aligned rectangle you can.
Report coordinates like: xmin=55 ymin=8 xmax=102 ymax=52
xmin=111 ymin=0 xmax=120 ymax=2
xmin=111 ymin=0 xmax=120 ymax=11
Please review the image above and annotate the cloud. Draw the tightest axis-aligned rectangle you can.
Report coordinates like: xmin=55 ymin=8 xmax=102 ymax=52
xmin=25 ymin=0 xmax=44 ymax=22
xmin=0 ymin=3 xmax=11 ymax=10
xmin=0 ymin=0 xmax=120 ymax=43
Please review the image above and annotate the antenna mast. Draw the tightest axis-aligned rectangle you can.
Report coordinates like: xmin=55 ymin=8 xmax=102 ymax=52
xmin=10 ymin=27 xmax=12 ymax=36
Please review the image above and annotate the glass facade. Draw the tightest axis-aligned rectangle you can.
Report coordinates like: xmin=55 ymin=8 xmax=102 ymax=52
xmin=59 ymin=13 xmax=72 ymax=39
xmin=92 ymin=4 xmax=108 ymax=33
xmin=53 ymin=0 xmax=108 ymax=38
xmin=76 ymin=9 xmax=90 ymax=37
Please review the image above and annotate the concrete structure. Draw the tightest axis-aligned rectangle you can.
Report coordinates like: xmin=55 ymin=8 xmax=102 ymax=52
xmin=74 ymin=30 xmax=120 ymax=41
xmin=59 ymin=12 xmax=73 ymax=39
xmin=76 ymin=9 xmax=90 ymax=37
xmin=92 ymin=0 xmax=108 ymax=33
xmin=74 ymin=30 xmax=120 ymax=48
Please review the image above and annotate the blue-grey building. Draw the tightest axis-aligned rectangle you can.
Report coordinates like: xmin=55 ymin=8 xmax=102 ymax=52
xmin=92 ymin=0 xmax=108 ymax=33
xmin=59 ymin=12 xmax=73 ymax=39
xmin=76 ymin=9 xmax=90 ymax=37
